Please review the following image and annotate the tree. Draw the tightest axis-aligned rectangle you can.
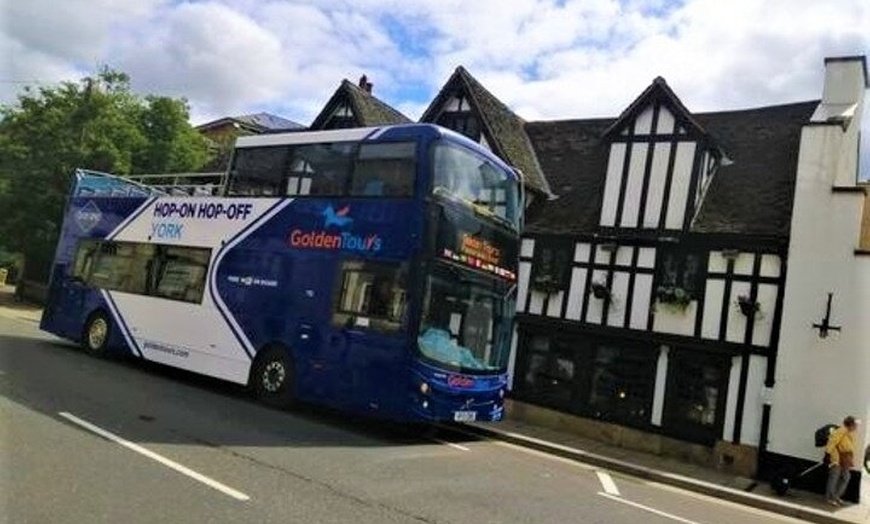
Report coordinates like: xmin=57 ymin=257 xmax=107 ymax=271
xmin=0 ymin=67 xmax=210 ymax=284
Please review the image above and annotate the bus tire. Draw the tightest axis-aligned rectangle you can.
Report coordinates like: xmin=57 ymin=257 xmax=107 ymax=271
xmin=82 ymin=311 xmax=111 ymax=358
xmin=251 ymin=345 xmax=295 ymax=407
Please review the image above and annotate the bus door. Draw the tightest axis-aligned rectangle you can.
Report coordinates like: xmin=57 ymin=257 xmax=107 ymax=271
xmin=329 ymin=261 xmax=409 ymax=414
xmin=289 ymin=257 xmax=340 ymax=399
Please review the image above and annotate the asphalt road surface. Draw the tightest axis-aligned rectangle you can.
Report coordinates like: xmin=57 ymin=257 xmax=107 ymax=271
xmin=0 ymin=314 xmax=808 ymax=524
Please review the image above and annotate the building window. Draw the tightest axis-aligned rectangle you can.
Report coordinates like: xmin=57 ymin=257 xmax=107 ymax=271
xmin=323 ymin=101 xmax=358 ymax=130
xmin=663 ymin=350 xmax=729 ymax=445
xmin=656 ymin=246 xmax=704 ymax=304
xmin=437 ymin=111 xmax=482 ymax=142
xmin=586 ymin=344 xmax=656 ymax=428
xmin=530 ymin=239 xmax=571 ymax=293
xmin=515 ymin=333 xmax=657 ymax=428
xmin=517 ymin=334 xmax=576 ymax=408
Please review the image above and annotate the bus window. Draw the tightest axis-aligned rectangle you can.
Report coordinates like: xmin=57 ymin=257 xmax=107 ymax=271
xmin=72 ymin=239 xmax=100 ymax=281
xmin=432 ymin=142 xmax=520 ymax=228
xmin=350 ymin=142 xmax=415 ymax=197
xmin=417 ymin=263 xmax=514 ymax=372
xmin=153 ymin=246 xmax=210 ymax=303
xmin=228 ymin=146 xmax=290 ymax=196
xmin=88 ymin=242 xmax=155 ymax=294
xmin=291 ymin=143 xmax=355 ymax=196
xmin=333 ymin=261 xmax=407 ymax=332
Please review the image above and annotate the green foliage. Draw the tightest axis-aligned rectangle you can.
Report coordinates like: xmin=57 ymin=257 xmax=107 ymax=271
xmin=655 ymin=285 xmax=693 ymax=313
xmin=0 ymin=66 xmax=209 ymax=281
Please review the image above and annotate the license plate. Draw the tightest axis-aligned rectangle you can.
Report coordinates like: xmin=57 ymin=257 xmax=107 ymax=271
xmin=453 ymin=410 xmax=477 ymax=422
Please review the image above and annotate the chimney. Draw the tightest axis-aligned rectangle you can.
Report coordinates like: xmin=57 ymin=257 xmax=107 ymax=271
xmin=811 ymin=56 xmax=867 ymax=125
xmin=358 ymin=74 xmax=373 ymax=94
xmin=806 ymin=56 xmax=867 ymax=187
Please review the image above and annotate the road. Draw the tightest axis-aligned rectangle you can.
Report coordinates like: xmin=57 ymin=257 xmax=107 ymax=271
xmin=0 ymin=314 xmax=808 ymax=524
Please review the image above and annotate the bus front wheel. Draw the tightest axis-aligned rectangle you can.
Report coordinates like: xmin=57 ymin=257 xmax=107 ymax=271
xmin=82 ymin=311 xmax=111 ymax=357
xmin=251 ymin=346 xmax=295 ymax=407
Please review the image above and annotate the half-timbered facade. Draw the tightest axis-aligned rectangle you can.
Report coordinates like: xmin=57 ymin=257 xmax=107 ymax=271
xmin=416 ymin=57 xmax=868 ymax=497
xmin=302 ymin=57 xmax=867 ymax=498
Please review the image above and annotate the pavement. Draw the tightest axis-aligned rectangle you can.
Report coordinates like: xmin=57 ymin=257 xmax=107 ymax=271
xmin=2 ymin=284 xmax=866 ymax=524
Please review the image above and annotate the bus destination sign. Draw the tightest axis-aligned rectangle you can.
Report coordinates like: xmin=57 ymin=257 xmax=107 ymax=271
xmin=435 ymin=206 xmax=517 ymax=281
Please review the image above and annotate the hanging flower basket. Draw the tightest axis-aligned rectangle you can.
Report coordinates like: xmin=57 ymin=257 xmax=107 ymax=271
xmin=590 ymin=281 xmax=610 ymax=301
xmin=736 ymin=294 xmax=760 ymax=318
xmin=656 ymin=285 xmax=693 ymax=311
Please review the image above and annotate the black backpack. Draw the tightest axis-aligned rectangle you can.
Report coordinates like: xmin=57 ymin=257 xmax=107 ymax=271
xmin=814 ymin=424 xmax=838 ymax=448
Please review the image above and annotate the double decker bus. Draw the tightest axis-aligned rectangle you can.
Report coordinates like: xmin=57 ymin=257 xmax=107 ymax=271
xmin=40 ymin=124 xmax=522 ymax=422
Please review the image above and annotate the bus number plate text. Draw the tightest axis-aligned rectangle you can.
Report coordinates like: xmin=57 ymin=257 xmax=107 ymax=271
xmin=453 ymin=411 xmax=477 ymax=422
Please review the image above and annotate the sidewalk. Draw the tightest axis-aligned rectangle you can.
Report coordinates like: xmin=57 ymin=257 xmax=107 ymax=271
xmin=0 ymin=285 xmax=43 ymax=324
xmin=467 ymin=407 xmax=869 ymax=524
xmin=0 ymin=286 xmax=865 ymax=523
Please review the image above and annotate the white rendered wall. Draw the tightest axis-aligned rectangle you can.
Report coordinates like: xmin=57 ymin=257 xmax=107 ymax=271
xmin=768 ymin=121 xmax=870 ymax=462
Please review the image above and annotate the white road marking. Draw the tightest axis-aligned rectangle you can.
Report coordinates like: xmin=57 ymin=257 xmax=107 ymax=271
xmin=596 ymin=471 xmax=620 ymax=496
xmin=59 ymin=411 xmax=250 ymax=501
xmin=599 ymin=492 xmax=702 ymax=524
xmin=433 ymin=438 xmax=470 ymax=451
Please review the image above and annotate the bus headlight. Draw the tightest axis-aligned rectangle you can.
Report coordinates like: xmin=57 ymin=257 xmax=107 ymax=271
xmin=420 ymin=382 xmax=430 ymax=395
xmin=422 ymin=400 xmax=429 ymax=409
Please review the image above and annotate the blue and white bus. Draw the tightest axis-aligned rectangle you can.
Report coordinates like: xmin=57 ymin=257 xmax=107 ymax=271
xmin=41 ymin=124 xmax=522 ymax=422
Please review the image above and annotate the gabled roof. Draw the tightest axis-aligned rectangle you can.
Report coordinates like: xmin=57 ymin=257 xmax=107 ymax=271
xmin=524 ymin=101 xmax=819 ymax=238
xmin=603 ymin=77 xmax=709 ymax=140
xmin=196 ymin=112 xmax=304 ymax=133
xmin=309 ymin=79 xmax=411 ymax=130
xmin=420 ymin=66 xmax=551 ymax=196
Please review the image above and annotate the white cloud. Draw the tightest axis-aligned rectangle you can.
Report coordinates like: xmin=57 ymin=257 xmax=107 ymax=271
xmin=1 ymin=0 xmax=867 ymax=173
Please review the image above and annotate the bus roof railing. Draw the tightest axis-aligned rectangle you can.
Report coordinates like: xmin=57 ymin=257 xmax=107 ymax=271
xmin=125 ymin=172 xmax=226 ymax=196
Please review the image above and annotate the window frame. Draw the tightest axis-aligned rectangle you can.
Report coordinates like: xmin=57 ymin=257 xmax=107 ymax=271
xmin=662 ymin=349 xmax=730 ymax=445
xmin=655 ymin=246 xmax=706 ymax=303
xmin=331 ymin=259 xmax=408 ymax=333
xmin=514 ymin=332 xmax=658 ymax=430
xmin=530 ymin=237 xmax=572 ymax=293
xmin=71 ymin=239 xmax=211 ymax=304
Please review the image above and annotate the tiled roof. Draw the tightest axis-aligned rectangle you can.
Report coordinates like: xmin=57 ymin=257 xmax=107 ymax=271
xmin=235 ymin=112 xmax=305 ymax=131
xmin=310 ymin=79 xmax=411 ymax=130
xmin=523 ymin=118 xmax=612 ymax=235
xmin=524 ymin=101 xmax=819 ymax=238
xmin=421 ymin=67 xmax=551 ymax=196
xmin=196 ymin=113 xmax=304 ymax=133
xmin=691 ymin=101 xmax=819 ymax=237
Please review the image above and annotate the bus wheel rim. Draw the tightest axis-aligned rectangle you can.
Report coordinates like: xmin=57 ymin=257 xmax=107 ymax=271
xmin=262 ymin=361 xmax=286 ymax=393
xmin=88 ymin=318 xmax=108 ymax=349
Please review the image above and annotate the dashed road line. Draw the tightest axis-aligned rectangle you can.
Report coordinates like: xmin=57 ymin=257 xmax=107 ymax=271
xmin=433 ymin=438 xmax=470 ymax=452
xmin=596 ymin=470 xmax=620 ymax=496
xmin=58 ymin=411 xmax=250 ymax=501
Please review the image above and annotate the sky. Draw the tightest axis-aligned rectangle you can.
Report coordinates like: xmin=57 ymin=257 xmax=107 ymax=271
xmin=2 ymin=0 xmax=869 ymax=175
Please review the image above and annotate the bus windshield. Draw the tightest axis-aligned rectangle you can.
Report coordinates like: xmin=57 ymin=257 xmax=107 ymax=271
xmin=417 ymin=262 xmax=515 ymax=373
xmin=432 ymin=141 xmax=520 ymax=231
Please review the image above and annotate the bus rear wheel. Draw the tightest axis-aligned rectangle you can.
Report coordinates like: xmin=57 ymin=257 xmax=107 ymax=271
xmin=251 ymin=346 xmax=295 ymax=407
xmin=82 ymin=311 xmax=111 ymax=357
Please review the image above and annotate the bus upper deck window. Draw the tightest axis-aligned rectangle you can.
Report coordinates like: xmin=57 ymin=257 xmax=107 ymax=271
xmin=351 ymin=142 xmax=415 ymax=197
